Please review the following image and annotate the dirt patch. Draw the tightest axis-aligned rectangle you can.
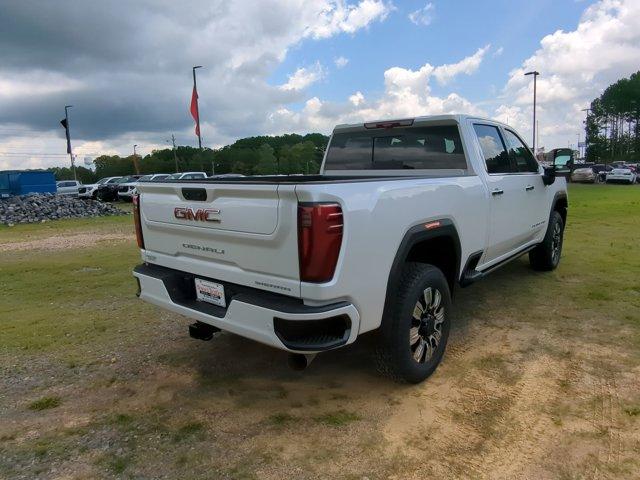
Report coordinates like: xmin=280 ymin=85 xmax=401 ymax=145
xmin=0 ymin=232 xmax=134 ymax=252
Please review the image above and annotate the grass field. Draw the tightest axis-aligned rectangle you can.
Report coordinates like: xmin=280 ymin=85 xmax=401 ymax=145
xmin=1 ymin=185 xmax=639 ymax=479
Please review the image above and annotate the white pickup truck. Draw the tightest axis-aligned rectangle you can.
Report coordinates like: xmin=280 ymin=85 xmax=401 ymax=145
xmin=133 ymin=114 xmax=567 ymax=383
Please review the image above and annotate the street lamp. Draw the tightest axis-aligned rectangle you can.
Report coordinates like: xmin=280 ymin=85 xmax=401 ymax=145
xmin=524 ymin=71 xmax=540 ymax=153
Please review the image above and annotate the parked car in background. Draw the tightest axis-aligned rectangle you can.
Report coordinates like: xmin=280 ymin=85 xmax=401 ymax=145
xmin=606 ymin=168 xmax=637 ymax=184
xmin=164 ymin=172 xmax=208 ymax=180
xmin=56 ymin=180 xmax=82 ymax=196
xmin=96 ymin=175 xmax=142 ymax=201
xmin=208 ymin=173 xmax=245 ymax=179
xmin=570 ymin=166 xmax=596 ymax=183
xmin=139 ymin=174 xmax=170 ymax=182
xmin=78 ymin=176 xmax=122 ymax=199
xmin=123 ymin=173 xmax=170 ymax=200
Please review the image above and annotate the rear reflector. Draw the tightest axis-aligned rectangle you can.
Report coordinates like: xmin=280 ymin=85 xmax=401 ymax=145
xmin=132 ymin=194 xmax=145 ymax=249
xmin=298 ymin=203 xmax=343 ymax=283
xmin=364 ymin=118 xmax=414 ymax=129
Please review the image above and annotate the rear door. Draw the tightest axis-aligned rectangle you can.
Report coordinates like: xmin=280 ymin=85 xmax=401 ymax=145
xmin=472 ymin=123 xmax=532 ymax=263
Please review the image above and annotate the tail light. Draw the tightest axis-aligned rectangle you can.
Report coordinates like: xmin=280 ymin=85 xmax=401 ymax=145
xmin=297 ymin=203 xmax=343 ymax=283
xmin=132 ymin=194 xmax=145 ymax=249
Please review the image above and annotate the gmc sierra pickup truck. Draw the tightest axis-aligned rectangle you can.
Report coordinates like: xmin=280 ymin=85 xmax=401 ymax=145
xmin=132 ymin=114 xmax=567 ymax=383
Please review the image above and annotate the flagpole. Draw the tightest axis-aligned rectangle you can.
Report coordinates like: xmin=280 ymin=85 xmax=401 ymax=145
xmin=64 ymin=105 xmax=77 ymax=181
xmin=192 ymin=66 xmax=202 ymax=150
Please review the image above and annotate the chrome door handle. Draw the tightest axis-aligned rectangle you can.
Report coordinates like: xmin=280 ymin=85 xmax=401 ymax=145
xmin=525 ymin=185 xmax=535 ymax=191
xmin=491 ymin=188 xmax=504 ymax=196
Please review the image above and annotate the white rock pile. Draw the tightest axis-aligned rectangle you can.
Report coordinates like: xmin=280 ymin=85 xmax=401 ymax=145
xmin=0 ymin=194 xmax=128 ymax=226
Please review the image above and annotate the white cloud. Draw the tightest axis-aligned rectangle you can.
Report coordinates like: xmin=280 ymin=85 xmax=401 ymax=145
xmin=266 ymin=48 xmax=487 ymax=135
xmin=334 ymin=56 xmax=349 ymax=68
xmin=0 ymin=0 xmax=393 ymax=169
xmin=349 ymin=91 xmax=365 ymax=106
xmin=500 ymin=0 xmax=640 ymax=148
xmin=307 ymin=0 xmax=392 ymax=39
xmin=280 ymin=63 xmax=325 ymax=91
xmin=408 ymin=2 xmax=435 ymax=26
xmin=432 ymin=45 xmax=490 ymax=85
xmin=493 ymin=46 xmax=504 ymax=57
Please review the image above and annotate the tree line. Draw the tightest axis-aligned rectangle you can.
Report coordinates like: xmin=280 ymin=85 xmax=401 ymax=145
xmin=50 ymin=133 xmax=329 ymax=182
xmin=585 ymin=71 xmax=640 ymax=163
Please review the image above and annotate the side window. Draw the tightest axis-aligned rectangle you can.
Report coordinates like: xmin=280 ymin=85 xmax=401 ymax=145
xmin=503 ymin=130 xmax=539 ymax=173
xmin=473 ymin=124 xmax=511 ymax=174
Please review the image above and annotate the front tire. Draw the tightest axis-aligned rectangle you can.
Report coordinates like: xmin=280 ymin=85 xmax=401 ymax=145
xmin=376 ymin=263 xmax=451 ymax=383
xmin=529 ymin=210 xmax=564 ymax=271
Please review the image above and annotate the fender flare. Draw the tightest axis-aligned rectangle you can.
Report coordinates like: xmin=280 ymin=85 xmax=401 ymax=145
xmin=551 ymin=191 xmax=568 ymax=223
xmin=380 ymin=219 xmax=461 ymax=334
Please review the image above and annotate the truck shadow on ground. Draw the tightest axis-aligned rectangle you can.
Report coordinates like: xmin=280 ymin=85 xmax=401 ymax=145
xmin=158 ymin=257 xmax=538 ymax=398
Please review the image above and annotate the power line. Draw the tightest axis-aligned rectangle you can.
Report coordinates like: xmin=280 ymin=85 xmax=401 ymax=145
xmin=0 ymin=152 xmax=103 ymax=157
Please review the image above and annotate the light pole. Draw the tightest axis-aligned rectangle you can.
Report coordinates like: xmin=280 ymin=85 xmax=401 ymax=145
xmin=132 ymin=144 xmax=140 ymax=174
xmin=524 ymin=71 xmax=540 ymax=153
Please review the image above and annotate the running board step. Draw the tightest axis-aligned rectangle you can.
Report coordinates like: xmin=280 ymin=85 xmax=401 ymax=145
xmin=459 ymin=269 xmax=484 ymax=287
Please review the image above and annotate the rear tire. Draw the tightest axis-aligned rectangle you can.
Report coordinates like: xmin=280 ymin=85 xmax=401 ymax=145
xmin=375 ymin=263 xmax=451 ymax=383
xmin=529 ymin=210 xmax=564 ymax=271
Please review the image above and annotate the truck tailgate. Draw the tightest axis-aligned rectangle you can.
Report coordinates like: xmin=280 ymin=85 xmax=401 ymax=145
xmin=137 ymin=182 xmax=301 ymax=297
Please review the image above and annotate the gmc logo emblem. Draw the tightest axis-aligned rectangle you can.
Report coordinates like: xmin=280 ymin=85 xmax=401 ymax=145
xmin=174 ymin=207 xmax=221 ymax=222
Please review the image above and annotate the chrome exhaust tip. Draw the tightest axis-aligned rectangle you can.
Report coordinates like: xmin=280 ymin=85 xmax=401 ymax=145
xmin=287 ymin=353 xmax=317 ymax=371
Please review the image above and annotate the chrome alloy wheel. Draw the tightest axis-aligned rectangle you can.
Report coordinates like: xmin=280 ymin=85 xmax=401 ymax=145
xmin=409 ymin=287 xmax=445 ymax=364
xmin=551 ymin=222 xmax=562 ymax=263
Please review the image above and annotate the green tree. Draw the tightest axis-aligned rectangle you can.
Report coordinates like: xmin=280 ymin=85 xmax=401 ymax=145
xmin=585 ymin=71 xmax=640 ymax=163
xmin=254 ymin=144 xmax=278 ymax=175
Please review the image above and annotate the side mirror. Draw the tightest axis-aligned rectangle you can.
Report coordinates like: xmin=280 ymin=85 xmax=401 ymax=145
xmin=542 ymin=166 xmax=556 ymax=186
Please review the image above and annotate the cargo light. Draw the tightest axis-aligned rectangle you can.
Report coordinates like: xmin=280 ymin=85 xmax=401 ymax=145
xmin=132 ymin=194 xmax=145 ymax=249
xmin=297 ymin=203 xmax=343 ymax=283
xmin=364 ymin=118 xmax=414 ymax=129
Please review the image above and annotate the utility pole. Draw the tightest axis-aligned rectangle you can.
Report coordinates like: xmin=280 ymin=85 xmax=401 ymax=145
xmin=524 ymin=71 xmax=540 ymax=152
xmin=631 ymin=100 xmax=637 ymax=156
xmin=63 ymin=105 xmax=77 ymax=180
xmin=132 ymin=144 xmax=140 ymax=174
xmin=170 ymin=134 xmax=179 ymax=172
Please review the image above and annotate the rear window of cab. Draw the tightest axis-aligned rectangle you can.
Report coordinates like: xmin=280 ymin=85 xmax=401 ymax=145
xmin=324 ymin=125 xmax=466 ymax=171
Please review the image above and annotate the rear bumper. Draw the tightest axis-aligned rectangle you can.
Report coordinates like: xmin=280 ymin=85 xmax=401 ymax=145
xmin=133 ymin=263 xmax=360 ymax=353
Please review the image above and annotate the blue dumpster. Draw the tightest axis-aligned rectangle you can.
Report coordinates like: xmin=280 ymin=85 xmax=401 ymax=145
xmin=0 ymin=170 xmax=57 ymax=197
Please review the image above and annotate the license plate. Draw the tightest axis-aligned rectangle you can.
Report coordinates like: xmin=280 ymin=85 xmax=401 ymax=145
xmin=194 ymin=278 xmax=226 ymax=307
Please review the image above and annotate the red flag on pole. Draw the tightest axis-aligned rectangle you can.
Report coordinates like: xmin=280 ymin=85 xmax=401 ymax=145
xmin=190 ymin=86 xmax=200 ymax=136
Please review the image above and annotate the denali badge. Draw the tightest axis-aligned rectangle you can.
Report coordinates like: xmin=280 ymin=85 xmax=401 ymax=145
xmin=182 ymin=243 xmax=225 ymax=254
xmin=174 ymin=207 xmax=221 ymax=222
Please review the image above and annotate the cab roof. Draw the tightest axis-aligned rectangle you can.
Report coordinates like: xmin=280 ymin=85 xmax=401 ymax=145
xmin=333 ymin=114 xmax=509 ymax=133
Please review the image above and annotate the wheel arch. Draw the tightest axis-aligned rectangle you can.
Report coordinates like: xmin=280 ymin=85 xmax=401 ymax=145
xmin=380 ymin=219 xmax=461 ymax=333
xmin=552 ymin=191 xmax=568 ymax=225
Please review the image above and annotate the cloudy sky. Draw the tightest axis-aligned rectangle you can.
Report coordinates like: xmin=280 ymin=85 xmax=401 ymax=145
xmin=1 ymin=0 xmax=639 ymax=170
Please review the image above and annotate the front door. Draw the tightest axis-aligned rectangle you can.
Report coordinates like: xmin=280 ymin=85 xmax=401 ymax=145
xmin=501 ymin=128 xmax=548 ymax=244
xmin=472 ymin=123 xmax=532 ymax=264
